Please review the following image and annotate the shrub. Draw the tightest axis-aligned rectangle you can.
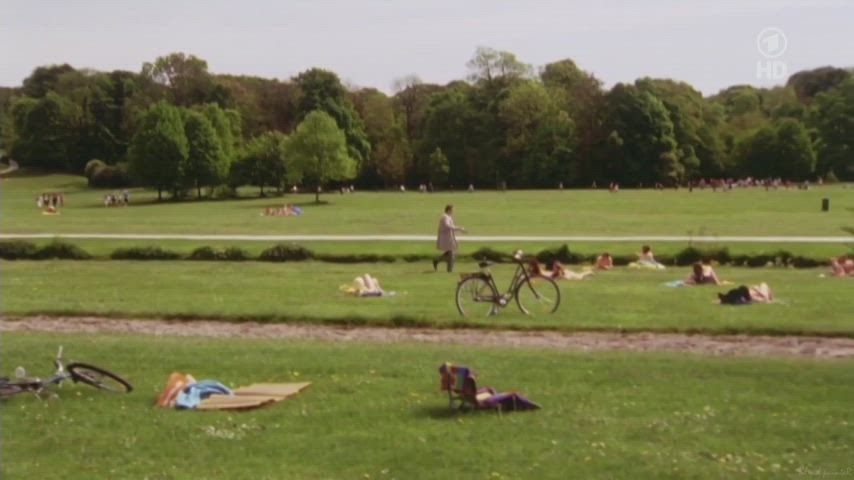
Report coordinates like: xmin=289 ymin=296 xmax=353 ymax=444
xmin=0 ymin=241 xmax=38 ymax=260
xmin=745 ymin=254 xmax=774 ymax=267
xmin=223 ymin=247 xmax=250 ymax=261
xmin=673 ymin=246 xmax=703 ymax=266
xmin=189 ymin=246 xmax=220 ymax=260
xmin=536 ymin=244 xmax=585 ymax=265
xmin=189 ymin=246 xmax=250 ymax=261
xmin=610 ymin=255 xmax=634 ymax=266
xmin=89 ymin=163 xmax=131 ymax=188
xmin=33 ymin=241 xmax=92 ymax=260
xmin=111 ymin=246 xmax=182 ymax=260
xmin=84 ymin=159 xmax=106 ymax=179
xmin=402 ymin=254 xmax=430 ymax=263
xmin=470 ymin=247 xmax=513 ymax=263
xmin=259 ymin=244 xmax=314 ymax=262
xmin=790 ymin=256 xmax=824 ymax=268
xmin=316 ymin=254 xmax=396 ymax=263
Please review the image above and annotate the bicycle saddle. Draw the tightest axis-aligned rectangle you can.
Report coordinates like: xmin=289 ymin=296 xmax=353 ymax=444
xmin=478 ymin=260 xmax=493 ymax=268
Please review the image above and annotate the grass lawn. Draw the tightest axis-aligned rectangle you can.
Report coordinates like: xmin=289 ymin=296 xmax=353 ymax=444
xmin=2 ymin=332 xmax=852 ymax=479
xmin=3 ymin=173 xmax=854 ymax=239
xmin=4 ymin=261 xmax=853 ymax=336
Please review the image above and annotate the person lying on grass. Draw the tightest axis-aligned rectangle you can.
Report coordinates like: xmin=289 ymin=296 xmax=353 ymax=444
xmin=718 ymin=283 xmax=774 ymax=305
xmin=529 ymin=261 xmax=594 ymax=280
xmin=830 ymin=255 xmax=854 ymax=277
xmin=636 ymin=245 xmax=665 ymax=269
xmin=341 ymin=274 xmax=394 ymax=297
xmin=595 ymin=253 xmax=613 ymax=270
xmin=684 ymin=261 xmax=723 ymax=285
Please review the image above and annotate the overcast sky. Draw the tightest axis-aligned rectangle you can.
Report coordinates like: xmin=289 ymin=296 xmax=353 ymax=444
xmin=1 ymin=0 xmax=852 ymax=95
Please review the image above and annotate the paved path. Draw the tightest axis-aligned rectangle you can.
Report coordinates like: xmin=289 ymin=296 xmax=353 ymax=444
xmin=2 ymin=233 xmax=851 ymax=243
xmin=4 ymin=316 xmax=854 ymax=358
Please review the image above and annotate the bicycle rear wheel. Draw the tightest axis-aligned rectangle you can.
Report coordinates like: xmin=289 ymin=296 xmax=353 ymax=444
xmin=456 ymin=276 xmax=499 ymax=317
xmin=516 ymin=276 xmax=561 ymax=315
xmin=68 ymin=363 xmax=133 ymax=393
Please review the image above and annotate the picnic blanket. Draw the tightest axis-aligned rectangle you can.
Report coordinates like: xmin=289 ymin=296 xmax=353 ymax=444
xmin=156 ymin=372 xmax=311 ymax=411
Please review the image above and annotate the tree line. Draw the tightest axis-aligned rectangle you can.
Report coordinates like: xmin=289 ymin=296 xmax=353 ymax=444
xmin=1 ymin=49 xmax=852 ymax=199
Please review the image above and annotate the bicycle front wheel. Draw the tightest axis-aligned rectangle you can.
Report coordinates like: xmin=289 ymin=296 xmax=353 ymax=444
xmin=456 ymin=276 xmax=499 ymax=317
xmin=516 ymin=276 xmax=561 ymax=315
xmin=68 ymin=363 xmax=133 ymax=393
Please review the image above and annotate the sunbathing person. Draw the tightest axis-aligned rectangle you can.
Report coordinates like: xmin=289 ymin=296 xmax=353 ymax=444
xmin=529 ymin=260 xmax=592 ymax=280
xmin=552 ymin=261 xmax=594 ymax=280
xmin=595 ymin=253 xmax=613 ymax=270
xmin=718 ymin=283 xmax=774 ymax=305
xmin=343 ymin=274 xmax=391 ymax=297
xmin=684 ymin=262 xmax=722 ymax=285
xmin=629 ymin=245 xmax=666 ymax=270
xmin=830 ymin=255 xmax=854 ymax=277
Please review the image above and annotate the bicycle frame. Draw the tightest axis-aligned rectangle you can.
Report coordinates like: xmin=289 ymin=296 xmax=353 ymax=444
xmin=2 ymin=347 xmax=73 ymax=398
xmin=476 ymin=256 xmax=538 ymax=306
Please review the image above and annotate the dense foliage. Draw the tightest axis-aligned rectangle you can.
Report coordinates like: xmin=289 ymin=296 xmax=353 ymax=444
xmin=2 ymin=50 xmax=853 ymax=197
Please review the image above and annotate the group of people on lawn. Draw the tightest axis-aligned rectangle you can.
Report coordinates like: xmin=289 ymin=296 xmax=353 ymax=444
xmin=431 ymin=204 xmax=851 ymax=305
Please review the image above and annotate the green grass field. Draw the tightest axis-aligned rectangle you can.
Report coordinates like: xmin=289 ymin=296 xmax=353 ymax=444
xmin=3 ymin=173 xmax=853 ymax=239
xmin=3 ymin=332 xmax=852 ymax=479
xmin=4 ymin=261 xmax=853 ymax=335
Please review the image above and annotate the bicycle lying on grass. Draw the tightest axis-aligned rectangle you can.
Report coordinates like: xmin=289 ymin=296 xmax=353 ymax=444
xmin=456 ymin=250 xmax=561 ymax=317
xmin=0 ymin=347 xmax=133 ymax=399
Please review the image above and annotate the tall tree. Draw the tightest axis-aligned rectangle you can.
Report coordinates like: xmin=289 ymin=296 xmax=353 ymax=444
xmin=142 ymin=53 xmax=217 ymax=107
xmin=183 ymin=110 xmax=227 ymax=198
xmin=601 ymin=84 xmax=678 ymax=184
xmin=285 ymin=110 xmax=356 ymax=203
xmin=293 ymin=68 xmax=370 ymax=164
xmin=811 ymin=77 xmax=854 ymax=179
xmin=128 ymin=102 xmax=188 ymax=200
xmin=230 ymin=131 xmax=290 ymax=196
xmin=499 ymin=80 xmax=576 ymax=186
xmin=8 ymin=92 xmax=77 ymax=170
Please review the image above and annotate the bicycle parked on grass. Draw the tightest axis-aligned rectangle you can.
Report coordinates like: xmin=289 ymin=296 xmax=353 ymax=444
xmin=0 ymin=347 xmax=133 ymax=399
xmin=456 ymin=250 xmax=561 ymax=317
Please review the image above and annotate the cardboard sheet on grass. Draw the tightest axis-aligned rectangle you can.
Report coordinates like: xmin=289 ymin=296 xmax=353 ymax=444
xmin=199 ymin=382 xmax=312 ymax=411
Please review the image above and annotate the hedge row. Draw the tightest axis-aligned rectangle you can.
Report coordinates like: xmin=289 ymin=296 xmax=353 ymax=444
xmin=0 ymin=241 xmax=843 ymax=268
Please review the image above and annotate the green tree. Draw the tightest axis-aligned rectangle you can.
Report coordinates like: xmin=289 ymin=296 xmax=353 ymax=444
xmin=499 ymin=81 xmax=576 ymax=186
xmin=230 ymin=131 xmax=290 ymax=196
xmin=428 ymin=147 xmax=449 ymax=186
xmin=293 ymin=68 xmax=370 ymax=164
xmin=285 ymin=110 xmax=356 ymax=203
xmin=540 ymin=59 xmax=606 ymax=183
xmin=774 ymin=118 xmax=816 ymax=179
xmin=601 ymin=84 xmax=678 ymax=184
xmin=142 ymin=53 xmax=217 ymax=107
xmin=467 ymin=47 xmax=532 ymax=84
xmin=9 ymin=92 xmax=77 ymax=170
xmin=128 ymin=102 xmax=188 ymax=200
xmin=739 ymin=118 xmax=816 ymax=179
xmin=183 ymin=110 xmax=227 ymax=198
xmin=787 ymin=67 xmax=851 ymax=103
xmin=811 ymin=77 xmax=854 ymax=179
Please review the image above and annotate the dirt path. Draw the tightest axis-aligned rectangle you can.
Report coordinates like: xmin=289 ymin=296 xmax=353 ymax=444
xmin=4 ymin=316 xmax=854 ymax=359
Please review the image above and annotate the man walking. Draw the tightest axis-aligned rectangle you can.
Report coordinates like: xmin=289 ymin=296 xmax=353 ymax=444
xmin=433 ymin=204 xmax=466 ymax=272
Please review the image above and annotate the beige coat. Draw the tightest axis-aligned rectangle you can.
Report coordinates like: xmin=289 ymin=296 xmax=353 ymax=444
xmin=436 ymin=213 xmax=461 ymax=252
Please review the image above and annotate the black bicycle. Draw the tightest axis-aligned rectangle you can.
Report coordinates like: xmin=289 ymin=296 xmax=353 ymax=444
xmin=456 ymin=250 xmax=561 ymax=317
xmin=0 ymin=347 xmax=133 ymax=399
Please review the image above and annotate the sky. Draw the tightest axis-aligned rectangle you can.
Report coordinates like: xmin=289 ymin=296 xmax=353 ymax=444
xmin=1 ymin=0 xmax=852 ymax=95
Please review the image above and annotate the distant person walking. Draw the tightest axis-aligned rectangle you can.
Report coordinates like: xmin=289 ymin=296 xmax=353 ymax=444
xmin=433 ymin=204 xmax=466 ymax=272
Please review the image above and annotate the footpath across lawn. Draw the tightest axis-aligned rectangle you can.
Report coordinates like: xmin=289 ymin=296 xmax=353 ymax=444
xmin=3 ymin=261 xmax=854 ymax=336
xmin=2 ymin=332 xmax=852 ymax=479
